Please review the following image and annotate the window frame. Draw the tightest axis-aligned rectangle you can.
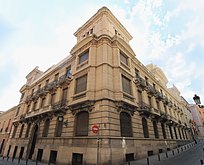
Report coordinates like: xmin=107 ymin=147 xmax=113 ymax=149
xmin=120 ymin=51 xmax=129 ymax=66
xmin=122 ymin=75 xmax=132 ymax=95
xmin=78 ymin=51 xmax=89 ymax=64
xmin=75 ymin=74 xmax=87 ymax=94
xmin=75 ymin=111 xmax=89 ymax=136
xmin=120 ymin=112 xmax=133 ymax=137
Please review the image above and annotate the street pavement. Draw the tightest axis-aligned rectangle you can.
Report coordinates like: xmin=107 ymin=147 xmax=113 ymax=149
xmin=0 ymin=141 xmax=203 ymax=165
xmin=124 ymin=140 xmax=204 ymax=165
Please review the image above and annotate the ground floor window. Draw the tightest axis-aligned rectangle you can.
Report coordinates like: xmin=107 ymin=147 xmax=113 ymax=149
xmin=72 ymin=153 xmax=83 ymax=165
xmin=49 ymin=150 xmax=57 ymax=164
xmin=125 ymin=153 xmax=134 ymax=162
xmin=37 ymin=149 xmax=43 ymax=162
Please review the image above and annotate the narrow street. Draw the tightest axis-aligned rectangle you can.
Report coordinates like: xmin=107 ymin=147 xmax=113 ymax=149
xmin=125 ymin=140 xmax=204 ymax=165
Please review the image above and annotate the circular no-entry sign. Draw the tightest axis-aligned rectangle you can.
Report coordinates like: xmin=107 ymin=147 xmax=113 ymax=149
xmin=92 ymin=124 xmax=99 ymax=134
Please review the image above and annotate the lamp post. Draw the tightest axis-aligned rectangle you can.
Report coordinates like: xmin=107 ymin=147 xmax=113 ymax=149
xmin=193 ymin=94 xmax=204 ymax=108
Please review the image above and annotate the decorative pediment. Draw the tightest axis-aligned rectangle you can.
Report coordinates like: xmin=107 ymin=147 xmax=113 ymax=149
xmin=69 ymin=100 xmax=95 ymax=115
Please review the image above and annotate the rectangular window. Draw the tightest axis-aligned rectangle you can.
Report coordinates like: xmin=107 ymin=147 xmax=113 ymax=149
xmin=16 ymin=107 xmax=20 ymax=116
xmin=148 ymin=96 xmax=152 ymax=107
xmin=41 ymin=97 xmax=46 ymax=108
xmin=66 ymin=67 xmax=71 ymax=77
xmin=135 ymin=69 xmax=139 ymax=78
xmin=122 ymin=76 xmax=132 ymax=95
xmin=33 ymin=101 xmax=37 ymax=111
xmin=120 ymin=52 xmax=128 ymax=65
xmin=79 ymin=51 xmax=89 ymax=64
xmin=75 ymin=75 xmax=87 ymax=94
xmin=26 ymin=104 xmax=30 ymax=113
xmin=49 ymin=150 xmax=57 ymax=164
xmin=62 ymin=88 xmax=68 ymax=105
xmin=72 ymin=153 xmax=83 ymax=165
xmin=50 ymin=93 xmax=56 ymax=105
xmin=55 ymin=73 xmax=59 ymax=81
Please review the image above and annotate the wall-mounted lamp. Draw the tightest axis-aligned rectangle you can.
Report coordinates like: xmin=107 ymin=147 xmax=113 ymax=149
xmin=193 ymin=94 xmax=204 ymax=108
xmin=58 ymin=116 xmax=68 ymax=127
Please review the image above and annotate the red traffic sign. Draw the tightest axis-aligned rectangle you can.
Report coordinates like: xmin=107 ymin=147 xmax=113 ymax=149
xmin=92 ymin=124 xmax=99 ymax=134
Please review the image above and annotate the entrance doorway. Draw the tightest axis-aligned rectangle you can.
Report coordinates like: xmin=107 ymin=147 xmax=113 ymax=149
xmin=29 ymin=124 xmax=38 ymax=159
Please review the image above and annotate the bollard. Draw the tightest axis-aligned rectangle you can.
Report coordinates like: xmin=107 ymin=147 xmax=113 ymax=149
xmin=147 ymin=157 xmax=150 ymax=165
xmin=26 ymin=159 xmax=28 ymax=165
xmin=158 ymin=154 xmax=161 ymax=161
xmin=177 ymin=148 xmax=179 ymax=153
xmin=172 ymin=150 xmax=174 ymax=156
xmin=36 ymin=159 xmax=38 ymax=165
xmin=18 ymin=158 xmax=21 ymax=163
xmin=200 ymin=159 xmax=204 ymax=165
xmin=181 ymin=147 xmax=183 ymax=152
xmin=7 ymin=156 xmax=9 ymax=161
xmin=128 ymin=161 xmax=130 ymax=165
xmin=166 ymin=152 xmax=168 ymax=158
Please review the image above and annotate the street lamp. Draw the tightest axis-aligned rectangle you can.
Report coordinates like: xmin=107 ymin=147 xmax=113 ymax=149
xmin=193 ymin=94 xmax=204 ymax=108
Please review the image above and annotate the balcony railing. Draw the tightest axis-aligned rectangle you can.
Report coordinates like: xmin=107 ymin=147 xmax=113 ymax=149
xmin=134 ymin=76 xmax=147 ymax=89
xmin=155 ymin=90 xmax=163 ymax=100
xmin=147 ymin=84 xmax=156 ymax=95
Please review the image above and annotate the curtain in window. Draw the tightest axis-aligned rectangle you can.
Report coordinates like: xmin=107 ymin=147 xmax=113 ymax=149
xmin=75 ymin=75 xmax=87 ymax=94
xmin=142 ymin=118 xmax=149 ymax=138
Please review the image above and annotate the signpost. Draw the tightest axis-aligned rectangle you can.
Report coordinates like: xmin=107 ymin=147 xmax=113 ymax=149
xmin=92 ymin=124 xmax=100 ymax=165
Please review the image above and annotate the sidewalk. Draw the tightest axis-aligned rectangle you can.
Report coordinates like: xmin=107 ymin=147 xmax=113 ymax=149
xmin=0 ymin=157 xmax=47 ymax=165
xmin=124 ymin=141 xmax=197 ymax=165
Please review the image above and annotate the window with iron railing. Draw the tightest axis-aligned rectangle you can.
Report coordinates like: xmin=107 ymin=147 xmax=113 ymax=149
xmin=75 ymin=111 xmax=89 ymax=136
xmin=120 ymin=112 xmax=133 ymax=137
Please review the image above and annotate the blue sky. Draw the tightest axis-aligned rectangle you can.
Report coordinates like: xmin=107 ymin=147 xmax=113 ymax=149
xmin=0 ymin=0 xmax=204 ymax=111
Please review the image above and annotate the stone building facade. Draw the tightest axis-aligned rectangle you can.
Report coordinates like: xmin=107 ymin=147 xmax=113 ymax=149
xmin=189 ymin=105 xmax=204 ymax=139
xmin=4 ymin=7 xmax=193 ymax=165
xmin=0 ymin=106 xmax=16 ymax=157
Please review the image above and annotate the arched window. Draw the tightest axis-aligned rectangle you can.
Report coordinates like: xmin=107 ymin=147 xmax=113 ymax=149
xmin=75 ymin=111 xmax=89 ymax=136
xmin=42 ymin=119 xmax=50 ymax=137
xmin=25 ymin=123 xmax=31 ymax=138
xmin=161 ymin=123 xmax=166 ymax=139
xmin=55 ymin=117 xmax=63 ymax=137
xmin=19 ymin=124 xmax=24 ymax=138
xmin=142 ymin=118 xmax=149 ymax=138
xmin=153 ymin=120 xmax=159 ymax=138
xmin=120 ymin=112 xmax=132 ymax=137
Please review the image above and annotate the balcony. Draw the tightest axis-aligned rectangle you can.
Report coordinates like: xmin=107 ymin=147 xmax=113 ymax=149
xmin=137 ymin=101 xmax=152 ymax=117
xmin=147 ymin=84 xmax=156 ymax=96
xmin=160 ymin=111 xmax=168 ymax=122
xmin=58 ymin=74 xmax=72 ymax=87
xmin=25 ymin=94 xmax=32 ymax=103
xmin=155 ymin=90 xmax=163 ymax=100
xmin=162 ymin=95 xmax=169 ymax=105
xmin=134 ymin=76 xmax=147 ymax=90
xmin=46 ymin=80 xmax=58 ymax=92
xmin=52 ymin=100 xmax=68 ymax=113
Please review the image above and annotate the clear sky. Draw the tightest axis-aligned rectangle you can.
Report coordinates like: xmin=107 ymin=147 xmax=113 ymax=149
xmin=0 ymin=0 xmax=204 ymax=111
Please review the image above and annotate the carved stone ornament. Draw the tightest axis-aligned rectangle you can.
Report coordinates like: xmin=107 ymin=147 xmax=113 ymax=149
xmin=116 ymin=101 xmax=136 ymax=116
xmin=69 ymin=100 xmax=95 ymax=115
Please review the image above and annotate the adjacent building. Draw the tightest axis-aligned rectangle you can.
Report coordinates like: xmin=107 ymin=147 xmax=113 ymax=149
xmin=189 ymin=105 xmax=204 ymax=139
xmin=3 ymin=7 xmax=194 ymax=165
xmin=0 ymin=106 xmax=16 ymax=157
